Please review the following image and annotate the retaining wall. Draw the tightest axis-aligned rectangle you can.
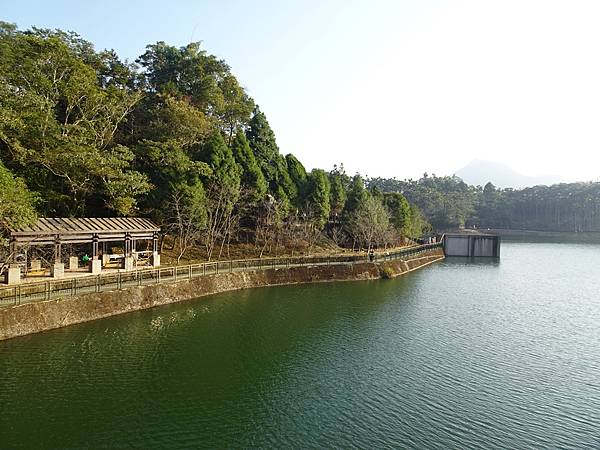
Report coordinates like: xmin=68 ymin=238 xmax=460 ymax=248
xmin=0 ymin=249 xmax=444 ymax=341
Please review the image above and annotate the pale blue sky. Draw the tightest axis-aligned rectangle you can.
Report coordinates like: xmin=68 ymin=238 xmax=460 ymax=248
xmin=3 ymin=1 xmax=600 ymax=182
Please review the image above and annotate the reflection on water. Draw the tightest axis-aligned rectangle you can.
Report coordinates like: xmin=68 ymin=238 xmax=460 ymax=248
xmin=1 ymin=241 xmax=599 ymax=449
xmin=497 ymin=230 xmax=600 ymax=245
xmin=444 ymin=256 xmax=501 ymax=267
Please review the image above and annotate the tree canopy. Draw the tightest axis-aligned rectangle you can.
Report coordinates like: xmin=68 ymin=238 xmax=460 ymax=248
xmin=0 ymin=23 xmax=432 ymax=262
xmin=0 ymin=160 xmax=37 ymax=236
xmin=369 ymin=174 xmax=600 ymax=233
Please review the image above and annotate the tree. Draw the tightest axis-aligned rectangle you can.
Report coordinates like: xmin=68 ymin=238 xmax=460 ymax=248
xmin=198 ymin=132 xmax=242 ymax=260
xmin=304 ymin=169 xmax=331 ymax=229
xmin=246 ymin=106 xmax=296 ymax=205
xmin=130 ymin=93 xmax=213 ymax=231
xmin=135 ymin=138 xmax=210 ymax=225
xmin=215 ymin=74 xmax=255 ymax=144
xmin=136 ymin=40 xmax=254 ymax=142
xmin=0 ymin=161 xmax=37 ymax=236
xmin=368 ymin=174 xmax=475 ymax=230
xmin=348 ymin=194 xmax=390 ymax=252
xmin=136 ymin=41 xmax=226 ymax=108
xmin=286 ymin=153 xmax=308 ymax=202
xmin=344 ymin=174 xmax=367 ymax=215
xmin=254 ymin=195 xmax=286 ymax=257
xmin=231 ymin=132 xmax=267 ymax=204
xmin=404 ymin=205 xmax=432 ymax=238
xmin=168 ymin=184 xmax=207 ymax=263
xmin=0 ymin=22 xmax=445 ymax=261
xmin=139 ymin=96 xmax=212 ymax=148
xmin=0 ymin=25 xmax=148 ymax=216
xmin=246 ymin=107 xmax=279 ymax=181
xmin=329 ymin=170 xmax=347 ymax=220
xmin=384 ymin=192 xmax=411 ymax=233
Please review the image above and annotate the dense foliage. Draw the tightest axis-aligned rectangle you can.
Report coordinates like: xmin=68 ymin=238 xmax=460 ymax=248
xmin=0 ymin=160 xmax=37 ymax=238
xmin=369 ymin=175 xmax=600 ymax=233
xmin=0 ymin=24 xmax=426 ymax=260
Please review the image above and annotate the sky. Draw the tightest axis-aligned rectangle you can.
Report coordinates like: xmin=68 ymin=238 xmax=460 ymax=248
xmin=3 ymin=0 xmax=600 ymax=182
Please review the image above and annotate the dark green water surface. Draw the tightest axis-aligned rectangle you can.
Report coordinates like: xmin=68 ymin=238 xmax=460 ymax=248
xmin=1 ymin=241 xmax=599 ymax=449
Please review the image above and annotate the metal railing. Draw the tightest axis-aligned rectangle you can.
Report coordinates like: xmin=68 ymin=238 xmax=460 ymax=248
xmin=0 ymin=243 xmax=442 ymax=307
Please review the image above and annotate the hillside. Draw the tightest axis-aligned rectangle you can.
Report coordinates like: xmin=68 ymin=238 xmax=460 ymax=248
xmin=454 ymin=159 xmax=564 ymax=188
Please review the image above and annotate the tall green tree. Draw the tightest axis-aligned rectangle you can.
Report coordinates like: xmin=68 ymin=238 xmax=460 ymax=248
xmin=199 ymin=132 xmax=242 ymax=259
xmin=0 ymin=23 xmax=148 ymax=215
xmin=137 ymin=41 xmax=223 ymax=106
xmin=347 ymin=194 xmax=390 ymax=252
xmin=286 ymin=153 xmax=308 ymax=202
xmin=344 ymin=175 xmax=367 ymax=216
xmin=405 ymin=205 xmax=432 ymax=237
xmin=136 ymin=41 xmax=254 ymax=140
xmin=168 ymin=182 xmax=207 ymax=263
xmin=246 ymin=106 xmax=296 ymax=205
xmin=329 ymin=170 xmax=347 ymax=220
xmin=216 ymin=74 xmax=255 ymax=144
xmin=0 ymin=161 xmax=37 ymax=236
xmin=383 ymin=192 xmax=411 ymax=232
xmin=305 ymin=169 xmax=331 ymax=229
xmin=231 ymin=132 xmax=267 ymax=203
xmin=132 ymin=95 xmax=212 ymax=226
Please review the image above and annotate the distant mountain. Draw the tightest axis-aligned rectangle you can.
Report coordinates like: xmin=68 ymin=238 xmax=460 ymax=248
xmin=454 ymin=159 xmax=564 ymax=188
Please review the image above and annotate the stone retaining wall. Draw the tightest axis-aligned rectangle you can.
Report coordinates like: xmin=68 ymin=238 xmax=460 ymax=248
xmin=0 ymin=249 xmax=444 ymax=341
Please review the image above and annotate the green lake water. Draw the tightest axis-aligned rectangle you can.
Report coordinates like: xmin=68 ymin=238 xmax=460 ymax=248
xmin=1 ymin=241 xmax=599 ymax=449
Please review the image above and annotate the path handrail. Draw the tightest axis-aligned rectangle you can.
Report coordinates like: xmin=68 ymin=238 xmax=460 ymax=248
xmin=0 ymin=243 xmax=443 ymax=307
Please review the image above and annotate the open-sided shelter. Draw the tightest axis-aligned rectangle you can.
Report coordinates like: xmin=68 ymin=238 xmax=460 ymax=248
xmin=6 ymin=217 xmax=160 ymax=284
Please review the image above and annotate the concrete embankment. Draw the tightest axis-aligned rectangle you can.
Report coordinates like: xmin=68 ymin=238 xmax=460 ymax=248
xmin=0 ymin=249 xmax=444 ymax=341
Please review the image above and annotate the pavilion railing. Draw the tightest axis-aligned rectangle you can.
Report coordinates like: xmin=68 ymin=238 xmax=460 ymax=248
xmin=0 ymin=243 xmax=442 ymax=308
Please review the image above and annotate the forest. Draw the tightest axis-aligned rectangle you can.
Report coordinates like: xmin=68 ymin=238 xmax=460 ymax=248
xmin=2 ymin=24 xmax=595 ymax=268
xmin=0 ymin=23 xmax=430 ymax=263
xmin=369 ymin=175 xmax=600 ymax=233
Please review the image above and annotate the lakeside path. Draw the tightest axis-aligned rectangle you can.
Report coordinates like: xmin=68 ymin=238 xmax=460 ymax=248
xmin=1 ymin=243 xmax=441 ymax=307
xmin=0 ymin=245 xmax=444 ymax=341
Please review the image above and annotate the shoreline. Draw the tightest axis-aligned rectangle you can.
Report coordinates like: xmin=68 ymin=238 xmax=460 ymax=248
xmin=485 ymin=229 xmax=600 ymax=244
xmin=0 ymin=249 xmax=445 ymax=341
xmin=484 ymin=228 xmax=600 ymax=236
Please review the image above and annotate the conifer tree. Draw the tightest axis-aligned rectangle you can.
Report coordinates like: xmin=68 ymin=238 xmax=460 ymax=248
xmin=305 ymin=169 xmax=331 ymax=229
xmin=199 ymin=132 xmax=242 ymax=259
xmin=329 ymin=173 xmax=347 ymax=219
xmin=231 ymin=132 xmax=267 ymax=204
xmin=383 ymin=192 xmax=411 ymax=232
xmin=246 ymin=106 xmax=296 ymax=205
xmin=286 ymin=153 xmax=308 ymax=203
xmin=344 ymin=175 xmax=367 ymax=215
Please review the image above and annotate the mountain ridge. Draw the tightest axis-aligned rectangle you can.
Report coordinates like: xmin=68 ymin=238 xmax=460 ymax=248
xmin=454 ymin=159 xmax=564 ymax=188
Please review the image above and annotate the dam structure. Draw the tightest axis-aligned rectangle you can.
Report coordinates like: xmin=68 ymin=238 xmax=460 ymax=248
xmin=443 ymin=233 xmax=501 ymax=257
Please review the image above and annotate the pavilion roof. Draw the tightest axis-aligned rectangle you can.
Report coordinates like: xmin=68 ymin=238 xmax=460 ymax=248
xmin=10 ymin=217 xmax=159 ymax=244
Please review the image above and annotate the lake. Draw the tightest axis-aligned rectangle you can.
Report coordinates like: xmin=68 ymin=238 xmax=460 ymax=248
xmin=1 ymin=240 xmax=599 ymax=449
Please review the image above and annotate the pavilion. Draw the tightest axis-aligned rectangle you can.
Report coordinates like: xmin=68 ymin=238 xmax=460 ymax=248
xmin=5 ymin=218 xmax=160 ymax=284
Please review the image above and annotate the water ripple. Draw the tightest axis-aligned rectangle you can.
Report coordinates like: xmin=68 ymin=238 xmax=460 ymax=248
xmin=1 ymin=242 xmax=600 ymax=448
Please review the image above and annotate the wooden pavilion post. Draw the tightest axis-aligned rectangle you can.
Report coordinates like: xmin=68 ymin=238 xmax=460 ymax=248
xmin=53 ymin=235 xmax=61 ymax=262
xmin=90 ymin=234 xmax=101 ymax=274
xmin=9 ymin=238 xmax=17 ymax=264
xmin=101 ymin=241 xmax=109 ymax=267
xmin=51 ymin=234 xmax=64 ymax=278
xmin=123 ymin=233 xmax=134 ymax=271
xmin=152 ymin=232 xmax=160 ymax=267
xmin=92 ymin=234 xmax=99 ymax=259
xmin=6 ymin=238 xmax=21 ymax=284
